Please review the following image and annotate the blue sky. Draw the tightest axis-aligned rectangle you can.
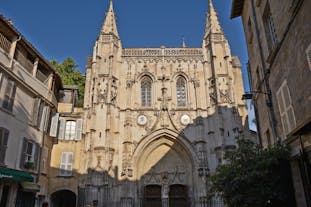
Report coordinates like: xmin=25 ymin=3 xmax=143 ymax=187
xmin=0 ymin=0 xmax=255 ymax=129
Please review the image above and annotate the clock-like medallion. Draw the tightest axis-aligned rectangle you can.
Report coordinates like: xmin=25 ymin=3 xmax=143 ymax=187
xmin=137 ymin=115 xmax=148 ymax=126
xmin=180 ymin=114 xmax=191 ymax=126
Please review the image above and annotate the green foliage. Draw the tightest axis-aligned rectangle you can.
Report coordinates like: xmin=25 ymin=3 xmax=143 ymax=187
xmin=209 ymin=139 xmax=295 ymax=207
xmin=51 ymin=58 xmax=85 ymax=107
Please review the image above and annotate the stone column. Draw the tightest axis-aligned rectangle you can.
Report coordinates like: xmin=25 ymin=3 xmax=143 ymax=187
xmin=9 ymin=36 xmax=18 ymax=67
xmin=32 ymin=58 xmax=39 ymax=77
xmin=162 ymin=184 xmax=169 ymax=207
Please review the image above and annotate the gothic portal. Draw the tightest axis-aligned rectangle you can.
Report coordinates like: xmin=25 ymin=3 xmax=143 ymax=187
xmin=79 ymin=1 xmax=249 ymax=206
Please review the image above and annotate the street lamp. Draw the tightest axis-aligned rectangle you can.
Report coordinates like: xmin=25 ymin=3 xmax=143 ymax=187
xmin=242 ymin=90 xmax=271 ymax=100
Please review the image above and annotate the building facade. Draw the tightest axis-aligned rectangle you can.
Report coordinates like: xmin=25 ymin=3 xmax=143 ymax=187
xmin=0 ymin=16 xmax=61 ymax=207
xmin=231 ymin=0 xmax=311 ymax=206
xmin=79 ymin=1 xmax=249 ymax=206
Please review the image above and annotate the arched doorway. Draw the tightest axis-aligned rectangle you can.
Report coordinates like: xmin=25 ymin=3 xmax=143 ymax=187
xmin=51 ymin=190 xmax=76 ymax=207
xmin=143 ymin=185 xmax=162 ymax=207
xmin=169 ymin=184 xmax=188 ymax=207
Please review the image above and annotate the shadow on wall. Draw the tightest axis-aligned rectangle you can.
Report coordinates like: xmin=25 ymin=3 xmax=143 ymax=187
xmin=49 ymin=105 xmax=255 ymax=207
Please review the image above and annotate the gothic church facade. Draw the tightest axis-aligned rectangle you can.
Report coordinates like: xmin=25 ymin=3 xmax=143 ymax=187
xmin=79 ymin=1 xmax=249 ymax=206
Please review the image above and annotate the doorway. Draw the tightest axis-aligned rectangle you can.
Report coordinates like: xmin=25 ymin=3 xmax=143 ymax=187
xmin=143 ymin=185 xmax=162 ymax=207
xmin=169 ymin=184 xmax=188 ymax=207
xmin=51 ymin=190 xmax=76 ymax=207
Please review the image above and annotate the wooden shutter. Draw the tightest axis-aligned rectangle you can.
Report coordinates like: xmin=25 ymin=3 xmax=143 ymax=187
xmin=20 ymin=138 xmax=27 ymax=169
xmin=0 ymin=128 xmax=9 ymax=164
xmin=41 ymin=147 xmax=48 ymax=174
xmin=58 ymin=117 xmax=66 ymax=140
xmin=39 ymin=105 xmax=50 ymax=132
xmin=49 ymin=113 xmax=59 ymax=137
xmin=32 ymin=98 xmax=41 ymax=125
xmin=75 ymin=119 xmax=83 ymax=140
xmin=306 ymin=44 xmax=311 ymax=70
xmin=3 ymin=79 xmax=16 ymax=111
xmin=34 ymin=143 xmax=40 ymax=171
xmin=277 ymin=81 xmax=296 ymax=136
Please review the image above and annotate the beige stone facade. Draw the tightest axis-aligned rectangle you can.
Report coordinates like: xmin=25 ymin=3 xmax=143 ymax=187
xmin=77 ymin=1 xmax=249 ymax=206
xmin=231 ymin=0 xmax=311 ymax=206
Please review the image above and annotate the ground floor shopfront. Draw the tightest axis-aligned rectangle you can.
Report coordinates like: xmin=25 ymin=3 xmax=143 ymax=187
xmin=0 ymin=167 xmax=39 ymax=207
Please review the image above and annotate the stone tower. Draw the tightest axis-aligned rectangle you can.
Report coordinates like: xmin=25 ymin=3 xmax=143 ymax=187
xmin=80 ymin=0 xmax=248 ymax=206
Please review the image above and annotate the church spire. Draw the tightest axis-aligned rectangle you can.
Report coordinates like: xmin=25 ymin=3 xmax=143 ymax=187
xmin=101 ymin=0 xmax=119 ymax=38
xmin=204 ymin=0 xmax=224 ymax=38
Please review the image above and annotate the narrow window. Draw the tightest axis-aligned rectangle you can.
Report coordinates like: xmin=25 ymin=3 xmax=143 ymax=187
xmin=65 ymin=120 xmax=76 ymax=140
xmin=263 ymin=2 xmax=278 ymax=51
xmin=20 ymin=138 xmax=38 ymax=170
xmin=2 ymin=78 xmax=16 ymax=111
xmin=176 ymin=77 xmax=186 ymax=107
xmin=141 ymin=76 xmax=152 ymax=107
xmin=60 ymin=152 xmax=73 ymax=176
xmin=0 ymin=127 xmax=9 ymax=164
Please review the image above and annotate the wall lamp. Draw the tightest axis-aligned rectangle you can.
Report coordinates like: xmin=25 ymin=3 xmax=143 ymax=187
xmin=242 ymin=90 xmax=271 ymax=100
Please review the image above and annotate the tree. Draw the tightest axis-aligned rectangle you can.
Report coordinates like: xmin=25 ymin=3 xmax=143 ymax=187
xmin=51 ymin=58 xmax=85 ymax=107
xmin=209 ymin=139 xmax=296 ymax=207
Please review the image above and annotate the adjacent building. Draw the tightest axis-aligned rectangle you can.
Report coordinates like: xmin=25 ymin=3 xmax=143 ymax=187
xmin=0 ymin=16 xmax=61 ymax=207
xmin=231 ymin=0 xmax=311 ymax=206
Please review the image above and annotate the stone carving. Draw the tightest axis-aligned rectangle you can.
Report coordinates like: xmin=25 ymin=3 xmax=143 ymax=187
xmin=122 ymin=48 xmax=203 ymax=57
xmin=143 ymin=167 xmax=186 ymax=185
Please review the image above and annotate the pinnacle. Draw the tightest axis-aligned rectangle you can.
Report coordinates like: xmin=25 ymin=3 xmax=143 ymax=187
xmin=101 ymin=0 xmax=119 ymax=38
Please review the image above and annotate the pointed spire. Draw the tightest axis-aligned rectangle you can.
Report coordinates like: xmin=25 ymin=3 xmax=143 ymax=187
xmin=101 ymin=0 xmax=119 ymax=38
xmin=182 ymin=37 xmax=186 ymax=48
xmin=204 ymin=0 xmax=224 ymax=38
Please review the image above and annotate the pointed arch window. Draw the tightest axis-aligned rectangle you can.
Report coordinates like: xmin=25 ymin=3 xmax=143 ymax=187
xmin=176 ymin=77 xmax=187 ymax=107
xmin=141 ymin=76 xmax=152 ymax=107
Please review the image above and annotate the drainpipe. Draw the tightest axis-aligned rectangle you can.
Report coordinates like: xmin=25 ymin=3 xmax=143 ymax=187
xmin=250 ymin=0 xmax=279 ymax=142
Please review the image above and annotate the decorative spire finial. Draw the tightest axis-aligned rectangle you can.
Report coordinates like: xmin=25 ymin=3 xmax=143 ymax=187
xmin=182 ymin=37 xmax=186 ymax=48
xmin=101 ymin=0 xmax=119 ymax=38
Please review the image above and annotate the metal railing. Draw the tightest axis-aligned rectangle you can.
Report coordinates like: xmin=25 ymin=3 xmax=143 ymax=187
xmin=0 ymin=32 xmax=11 ymax=53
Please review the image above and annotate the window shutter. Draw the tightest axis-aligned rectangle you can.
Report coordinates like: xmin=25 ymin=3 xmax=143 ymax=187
xmin=49 ymin=113 xmax=59 ymax=137
xmin=39 ymin=106 xmax=50 ymax=132
xmin=58 ymin=117 xmax=66 ymax=140
xmin=276 ymin=87 xmax=288 ymax=135
xmin=277 ymin=81 xmax=296 ymax=136
xmin=0 ymin=129 xmax=9 ymax=164
xmin=67 ymin=152 xmax=73 ymax=175
xmin=34 ymin=143 xmax=40 ymax=171
xmin=306 ymin=44 xmax=311 ymax=71
xmin=60 ymin=152 xmax=66 ymax=176
xmin=8 ymin=83 xmax=16 ymax=111
xmin=20 ymin=138 xmax=27 ymax=169
xmin=75 ymin=119 xmax=83 ymax=140
xmin=32 ymin=98 xmax=41 ymax=125
xmin=41 ymin=147 xmax=48 ymax=174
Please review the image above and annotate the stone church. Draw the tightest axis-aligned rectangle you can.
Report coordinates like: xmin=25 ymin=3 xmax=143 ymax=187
xmin=78 ymin=0 xmax=249 ymax=206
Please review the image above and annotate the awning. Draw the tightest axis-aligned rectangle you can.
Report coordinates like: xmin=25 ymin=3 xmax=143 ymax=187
xmin=20 ymin=182 xmax=40 ymax=192
xmin=0 ymin=167 xmax=33 ymax=182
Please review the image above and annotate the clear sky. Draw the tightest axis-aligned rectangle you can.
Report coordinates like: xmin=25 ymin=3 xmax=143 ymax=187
xmin=0 ymin=0 xmax=255 ymax=129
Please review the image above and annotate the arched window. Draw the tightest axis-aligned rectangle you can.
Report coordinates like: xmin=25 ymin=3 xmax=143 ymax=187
xmin=176 ymin=77 xmax=186 ymax=106
xmin=65 ymin=120 xmax=76 ymax=140
xmin=141 ymin=76 xmax=152 ymax=107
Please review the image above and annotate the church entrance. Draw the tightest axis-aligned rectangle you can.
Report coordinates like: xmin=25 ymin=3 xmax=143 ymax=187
xmin=143 ymin=185 xmax=162 ymax=207
xmin=169 ymin=184 xmax=188 ymax=207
